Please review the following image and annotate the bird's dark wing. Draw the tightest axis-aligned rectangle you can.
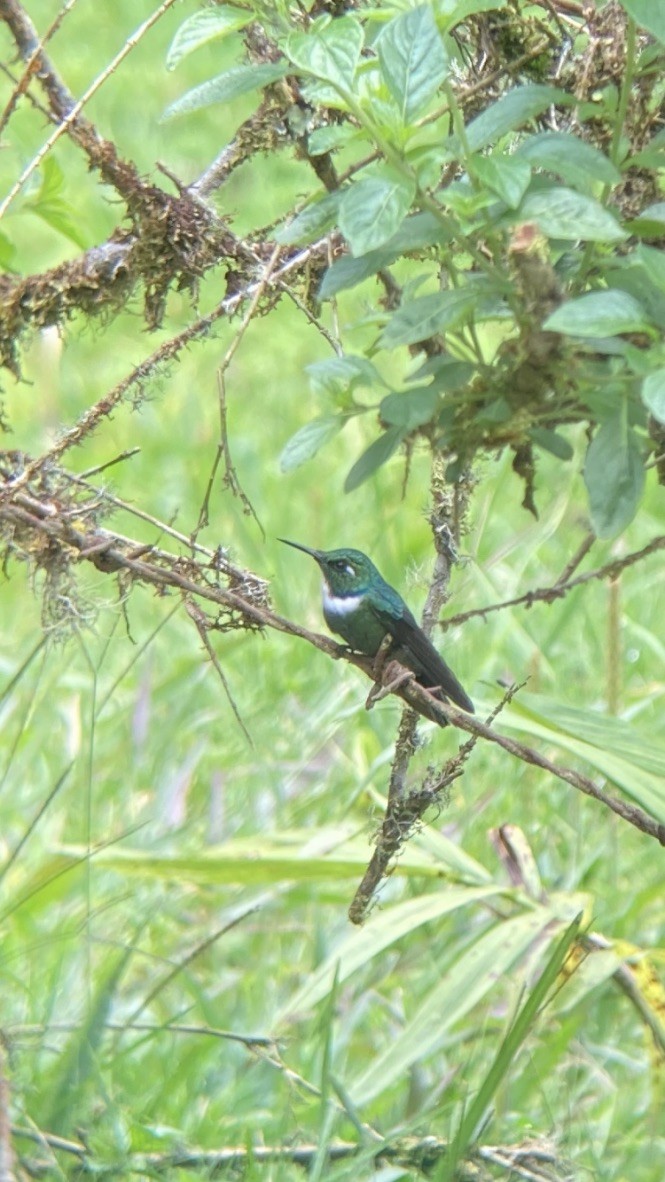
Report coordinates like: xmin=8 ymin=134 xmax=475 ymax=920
xmin=370 ymin=599 xmax=474 ymax=713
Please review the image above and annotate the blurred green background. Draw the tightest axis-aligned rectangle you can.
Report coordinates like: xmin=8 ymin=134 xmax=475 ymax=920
xmin=1 ymin=2 xmax=664 ymax=1178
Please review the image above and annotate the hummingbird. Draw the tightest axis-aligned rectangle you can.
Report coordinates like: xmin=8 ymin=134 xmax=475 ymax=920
xmin=279 ymin=540 xmax=474 ymax=714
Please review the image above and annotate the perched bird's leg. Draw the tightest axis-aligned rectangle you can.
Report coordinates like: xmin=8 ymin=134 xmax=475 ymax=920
xmin=366 ymin=659 xmax=415 ymax=710
xmin=371 ymin=633 xmax=394 ymax=682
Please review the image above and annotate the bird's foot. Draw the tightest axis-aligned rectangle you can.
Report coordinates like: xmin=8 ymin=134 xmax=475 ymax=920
xmin=366 ymin=661 xmax=415 ymax=710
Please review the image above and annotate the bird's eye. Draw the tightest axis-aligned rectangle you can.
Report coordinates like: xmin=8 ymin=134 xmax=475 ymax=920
xmin=332 ymin=559 xmax=354 ymax=576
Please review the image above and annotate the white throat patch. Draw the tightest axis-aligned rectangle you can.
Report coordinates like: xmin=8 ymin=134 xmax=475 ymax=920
xmin=322 ymin=581 xmax=364 ymax=616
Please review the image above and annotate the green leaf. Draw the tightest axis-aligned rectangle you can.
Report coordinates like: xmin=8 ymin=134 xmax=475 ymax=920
xmin=620 ymin=0 xmax=665 ymax=42
xmin=379 ymin=387 xmax=440 ymax=430
xmin=516 ymin=131 xmax=620 ymax=190
xmin=319 ymin=211 xmax=452 ymax=298
xmin=306 ymin=124 xmax=356 ymax=155
xmin=307 ymin=353 xmax=385 ymax=397
xmin=529 ymin=427 xmax=574 ymax=460
xmin=544 ymin=290 xmax=650 ymax=337
xmin=438 ymin=0 xmax=507 ymax=29
xmin=348 ymin=910 xmax=558 ymax=1105
xmin=286 ymin=17 xmax=363 ymax=92
xmin=584 ymin=408 xmax=645 ymax=538
xmin=165 ymin=8 xmax=251 ymax=70
xmin=338 ymin=171 xmax=415 ymax=255
xmin=0 ymin=229 xmax=16 ymax=270
xmin=161 ymin=62 xmax=287 ymax=120
xmin=463 ymin=84 xmax=567 ymax=153
xmin=503 ymin=694 xmax=665 ymax=822
xmin=634 ymin=244 xmax=665 ymax=292
xmin=275 ymin=192 xmax=340 ymax=245
xmin=280 ymin=416 xmax=344 ymax=472
xmin=379 ymin=287 xmax=480 ymax=348
xmin=276 ymin=885 xmax=503 ymax=1024
xmin=377 ymin=5 xmax=449 ymax=122
xmin=642 ymin=369 xmax=665 ymax=424
xmin=519 ymin=188 xmax=626 ymax=242
xmin=625 ymin=201 xmax=665 ymax=239
xmin=344 ymin=425 xmax=406 ymax=492
xmin=27 ymin=158 xmax=88 ymax=249
xmin=472 ymin=153 xmax=531 ymax=209
xmin=440 ymin=915 xmax=583 ymax=1182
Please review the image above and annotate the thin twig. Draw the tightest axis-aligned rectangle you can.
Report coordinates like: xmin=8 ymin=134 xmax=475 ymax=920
xmin=441 ymin=535 xmax=665 ymax=630
xmin=0 ymin=0 xmax=181 ymax=220
xmin=185 ymin=598 xmax=253 ymax=746
xmin=193 ymin=246 xmax=282 ymax=539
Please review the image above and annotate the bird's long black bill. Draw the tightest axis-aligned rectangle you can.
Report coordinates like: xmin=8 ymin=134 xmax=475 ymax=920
xmin=278 ymin=538 xmax=324 ymax=562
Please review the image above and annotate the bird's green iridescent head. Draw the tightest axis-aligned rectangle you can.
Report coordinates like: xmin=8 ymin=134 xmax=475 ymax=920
xmin=279 ymin=540 xmax=379 ymax=596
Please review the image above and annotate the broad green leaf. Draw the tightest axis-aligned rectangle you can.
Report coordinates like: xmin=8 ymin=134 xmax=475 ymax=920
xmin=319 ymin=249 xmax=397 ymax=298
xmin=306 ymin=124 xmax=356 ymax=155
xmin=166 ymin=8 xmax=251 ymax=70
xmin=339 ymin=171 xmax=416 ymax=255
xmin=529 ymin=427 xmax=573 ymax=460
xmin=307 ymin=353 xmax=385 ymax=396
xmin=634 ymin=244 xmax=665 ymax=292
xmin=624 ymin=202 xmax=665 ymax=239
xmin=286 ymin=17 xmax=363 ymax=92
xmin=502 ymin=695 xmax=665 ymax=822
xmin=463 ymin=84 xmax=567 ymax=153
xmin=161 ymin=62 xmax=287 ymax=119
xmin=544 ymin=290 xmax=650 ymax=336
xmin=642 ymin=369 xmax=665 ymax=424
xmin=275 ymin=192 xmax=340 ymax=245
xmin=379 ymin=387 xmax=440 ymax=430
xmin=275 ymin=885 xmax=504 ymax=1024
xmin=520 ymin=188 xmax=626 ymax=242
xmin=379 ymin=287 xmax=479 ymax=348
xmin=438 ymin=0 xmax=507 ymax=28
xmin=411 ymin=354 xmax=476 ymax=389
xmin=620 ymin=0 xmax=665 ymax=43
xmin=516 ymin=131 xmax=620 ymax=189
xmin=344 ymin=425 xmax=406 ymax=492
xmin=320 ymin=211 xmax=451 ymax=298
xmin=280 ymin=416 xmax=344 ymax=472
xmin=377 ymin=5 xmax=449 ymax=122
xmin=472 ymin=153 xmax=531 ymax=208
xmin=584 ymin=409 xmax=645 ymax=538
xmin=27 ymin=157 xmax=88 ymax=249
xmin=349 ymin=910 xmax=558 ymax=1105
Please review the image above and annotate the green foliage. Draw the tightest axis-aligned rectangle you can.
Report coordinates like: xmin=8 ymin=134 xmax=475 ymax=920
xmin=1 ymin=1 xmax=665 ymax=1180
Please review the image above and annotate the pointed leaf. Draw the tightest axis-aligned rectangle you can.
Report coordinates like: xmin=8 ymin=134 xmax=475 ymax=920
xmin=280 ymin=416 xmax=344 ymax=472
xmin=620 ymin=0 xmax=665 ymax=43
xmin=379 ymin=387 xmax=440 ymax=430
xmin=286 ymin=17 xmax=363 ymax=92
xmin=162 ymin=63 xmax=287 ymax=119
xmin=276 ymin=885 xmax=504 ymax=1024
xmin=520 ymin=188 xmax=626 ymax=242
xmin=584 ymin=409 xmax=645 ymax=538
xmin=463 ymin=84 xmax=567 ymax=152
xmin=516 ymin=131 xmax=620 ymax=189
xmin=377 ymin=5 xmax=449 ymax=122
xmin=642 ymin=369 xmax=665 ymax=424
xmin=166 ymin=8 xmax=251 ymax=70
xmin=349 ymin=910 xmax=556 ymax=1105
xmin=344 ymin=425 xmax=406 ymax=492
xmin=379 ymin=287 xmax=480 ymax=348
xmin=339 ymin=172 xmax=415 ymax=255
xmin=473 ymin=153 xmax=531 ymax=208
xmin=276 ymin=192 xmax=340 ymax=245
xmin=544 ymin=290 xmax=650 ymax=336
